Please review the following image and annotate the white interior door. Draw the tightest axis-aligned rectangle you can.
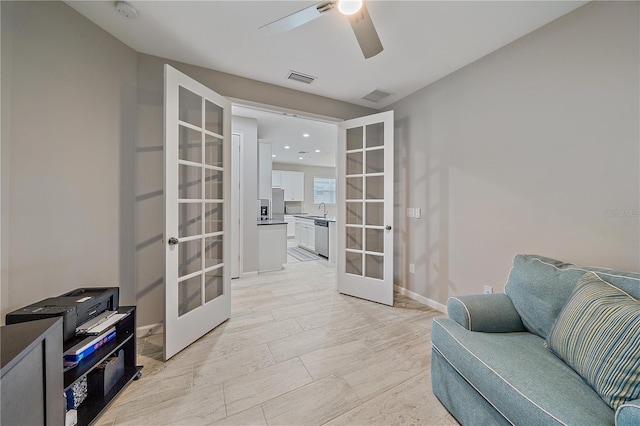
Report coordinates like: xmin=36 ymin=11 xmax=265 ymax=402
xmin=164 ymin=64 xmax=231 ymax=360
xmin=337 ymin=111 xmax=394 ymax=305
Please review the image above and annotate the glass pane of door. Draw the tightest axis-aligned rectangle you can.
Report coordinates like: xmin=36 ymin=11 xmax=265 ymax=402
xmin=179 ymin=275 xmax=202 ymax=316
xmin=179 ymin=87 xmax=202 ymax=127
xmin=344 ymin=122 xmax=386 ymax=280
xmin=178 ymin=238 xmax=202 ymax=278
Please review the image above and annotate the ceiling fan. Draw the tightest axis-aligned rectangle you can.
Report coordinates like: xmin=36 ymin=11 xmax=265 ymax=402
xmin=259 ymin=0 xmax=383 ymax=59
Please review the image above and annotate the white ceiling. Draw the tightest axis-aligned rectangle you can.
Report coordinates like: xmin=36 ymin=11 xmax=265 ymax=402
xmin=66 ymin=1 xmax=586 ymax=110
xmin=66 ymin=0 xmax=586 ymax=169
xmin=233 ymin=105 xmax=338 ymax=168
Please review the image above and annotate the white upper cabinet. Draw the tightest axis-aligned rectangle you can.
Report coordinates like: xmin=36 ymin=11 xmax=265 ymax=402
xmin=273 ymin=170 xmax=304 ymax=201
xmin=272 ymin=170 xmax=282 ymax=188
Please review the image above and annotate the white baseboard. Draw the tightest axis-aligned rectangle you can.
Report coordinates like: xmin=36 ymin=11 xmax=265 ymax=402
xmin=137 ymin=322 xmax=163 ymax=337
xmin=241 ymin=271 xmax=258 ymax=278
xmin=394 ymin=285 xmax=447 ymax=313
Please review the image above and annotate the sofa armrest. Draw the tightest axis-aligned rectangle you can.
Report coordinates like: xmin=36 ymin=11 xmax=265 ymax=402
xmin=616 ymin=399 xmax=640 ymax=426
xmin=446 ymin=294 xmax=526 ymax=332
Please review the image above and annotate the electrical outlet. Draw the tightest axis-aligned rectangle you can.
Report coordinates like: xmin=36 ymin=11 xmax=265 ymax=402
xmin=483 ymin=285 xmax=493 ymax=294
xmin=415 ymin=208 xmax=421 ymax=219
xmin=409 ymin=263 xmax=415 ymax=274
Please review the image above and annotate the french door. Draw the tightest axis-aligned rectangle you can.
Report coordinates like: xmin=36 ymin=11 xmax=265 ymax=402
xmin=337 ymin=111 xmax=394 ymax=305
xmin=164 ymin=65 xmax=231 ymax=360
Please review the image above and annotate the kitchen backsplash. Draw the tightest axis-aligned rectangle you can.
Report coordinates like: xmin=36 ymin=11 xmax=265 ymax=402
xmin=284 ymin=202 xmax=303 ymax=214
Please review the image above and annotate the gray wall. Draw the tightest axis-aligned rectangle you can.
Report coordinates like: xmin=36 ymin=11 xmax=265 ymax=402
xmin=389 ymin=1 xmax=640 ymax=306
xmin=1 ymin=2 xmax=374 ymax=326
xmin=1 ymin=1 xmax=12 ymax=318
xmin=137 ymin=54 xmax=375 ymax=121
xmin=1 ymin=1 xmax=138 ymax=320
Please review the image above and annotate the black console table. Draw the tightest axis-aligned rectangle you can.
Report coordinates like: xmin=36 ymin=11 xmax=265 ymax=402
xmin=64 ymin=306 xmax=143 ymax=425
xmin=1 ymin=306 xmax=143 ymax=426
xmin=1 ymin=317 xmax=64 ymax=425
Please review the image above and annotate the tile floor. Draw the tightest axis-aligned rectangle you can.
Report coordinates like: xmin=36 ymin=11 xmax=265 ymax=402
xmin=97 ymin=250 xmax=458 ymax=425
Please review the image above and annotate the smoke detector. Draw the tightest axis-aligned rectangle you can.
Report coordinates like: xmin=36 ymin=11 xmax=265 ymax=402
xmin=115 ymin=1 xmax=139 ymax=19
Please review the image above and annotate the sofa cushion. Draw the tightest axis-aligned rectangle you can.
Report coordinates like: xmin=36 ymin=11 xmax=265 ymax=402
xmin=504 ymin=255 xmax=640 ymax=339
xmin=504 ymin=255 xmax=585 ymax=339
xmin=432 ymin=317 xmax=614 ymax=425
xmin=546 ymin=272 xmax=640 ymax=410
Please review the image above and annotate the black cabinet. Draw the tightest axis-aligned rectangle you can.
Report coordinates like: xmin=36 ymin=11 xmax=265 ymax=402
xmin=1 ymin=317 xmax=64 ymax=425
xmin=64 ymin=306 xmax=143 ymax=425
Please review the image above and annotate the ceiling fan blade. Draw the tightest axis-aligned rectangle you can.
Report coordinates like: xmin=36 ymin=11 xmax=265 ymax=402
xmin=348 ymin=2 xmax=383 ymax=59
xmin=259 ymin=1 xmax=334 ymax=36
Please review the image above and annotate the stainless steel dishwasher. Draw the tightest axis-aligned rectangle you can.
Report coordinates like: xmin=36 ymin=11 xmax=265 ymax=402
xmin=314 ymin=220 xmax=329 ymax=258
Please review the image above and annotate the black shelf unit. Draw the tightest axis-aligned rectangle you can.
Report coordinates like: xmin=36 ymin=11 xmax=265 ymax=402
xmin=64 ymin=306 xmax=143 ymax=426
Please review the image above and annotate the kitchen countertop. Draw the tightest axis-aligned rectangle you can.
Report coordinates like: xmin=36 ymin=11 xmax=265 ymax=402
xmin=293 ymin=215 xmax=336 ymax=223
xmin=257 ymin=219 xmax=287 ymax=226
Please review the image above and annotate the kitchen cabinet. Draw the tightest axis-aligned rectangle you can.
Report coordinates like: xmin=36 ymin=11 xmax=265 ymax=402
xmin=272 ymin=170 xmax=281 ymax=188
xmin=284 ymin=215 xmax=296 ymax=238
xmin=272 ymin=170 xmax=304 ymax=201
xmin=258 ymin=223 xmax=287 ymax=272
xmin=295 ymin=217 xmax=315 ymax=252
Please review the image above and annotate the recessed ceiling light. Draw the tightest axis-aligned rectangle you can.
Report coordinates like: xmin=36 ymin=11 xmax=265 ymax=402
xmin=284 ymin=146 xmax=290 ymax=149
xmin=303 ymin=133 xmax=310 ymax=138
xmin=299 ymin=157 xmax=304 ymax=160
xmin=272 ymin=154 xmax=276 ymax=157
xmin=315 ymin=149 xmax=321 ymax=153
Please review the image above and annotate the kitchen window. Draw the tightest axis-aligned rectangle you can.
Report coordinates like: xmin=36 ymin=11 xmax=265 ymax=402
xmin=313 ymin=177 xmax=336 ymax=205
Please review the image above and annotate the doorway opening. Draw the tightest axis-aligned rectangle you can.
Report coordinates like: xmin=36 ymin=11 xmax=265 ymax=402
xmin=230 ymin=101 xmax=340 ymax=282
xmin=229 ymin=100 xmax=395 ymax=307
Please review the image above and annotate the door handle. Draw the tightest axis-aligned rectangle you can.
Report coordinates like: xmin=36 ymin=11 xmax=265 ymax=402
xmin=385 ymin=225 xmax=392 ymax=231
xmin=168 ymin=237 xmax=179 ymax=245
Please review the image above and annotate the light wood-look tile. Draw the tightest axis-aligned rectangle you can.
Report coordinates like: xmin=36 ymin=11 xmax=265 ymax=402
xmin=326 ymin=372 xmax=458 ymax=426
xmin=192 ymin=343 xmax=276 ymax=386
xmin=223 ymin=357 xmax=313 ymax=416
xmin=262 ymin=375 xmax=361 ymax=426
xmin=101 ymin=257 xmax=456 ymax=425
xmin=299 ymin=340 xmax=383 ymax=380
xmin=211 ymin=406 xmax=267 ymax=426
xmin=267 ymin=328 xmax=338 ymax=362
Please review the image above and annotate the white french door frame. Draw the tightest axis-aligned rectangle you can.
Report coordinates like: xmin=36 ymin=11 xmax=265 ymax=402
xmin=337 ymin=110 xmax=394 ymax=306
xmin=164 ymin=65 xmax=231 ymax=360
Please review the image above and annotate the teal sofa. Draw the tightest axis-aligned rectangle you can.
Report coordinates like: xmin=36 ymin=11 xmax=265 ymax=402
xmin=431 ymin=254 xmax=640 ymax=426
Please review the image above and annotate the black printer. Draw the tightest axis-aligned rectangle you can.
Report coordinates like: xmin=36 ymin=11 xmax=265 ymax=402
xmin=6 ymin=287 xmax=119 ymax=342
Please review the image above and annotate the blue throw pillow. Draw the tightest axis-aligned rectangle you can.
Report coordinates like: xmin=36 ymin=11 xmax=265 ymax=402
xmin=546 ymin=272 xmax=640 ymax=410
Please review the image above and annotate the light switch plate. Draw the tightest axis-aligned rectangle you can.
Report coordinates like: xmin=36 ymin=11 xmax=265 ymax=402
xmin=409 ymin=263 xmax=415 ymax=274
xmin=407 ymin=208 xmax=415 ymax=218
xmin=415 ymin=208 xmax=421 ymax=219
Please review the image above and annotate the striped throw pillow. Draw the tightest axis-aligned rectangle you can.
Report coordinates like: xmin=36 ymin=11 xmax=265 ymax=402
xmin=546 ymin=271 xmax=640 ymax=410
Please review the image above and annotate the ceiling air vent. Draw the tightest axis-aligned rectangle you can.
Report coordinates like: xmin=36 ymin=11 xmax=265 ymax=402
xmin=362 ymin=89 xmax=392 ymax=103
xmin=287 ymin=71 xmax=316 ymax=85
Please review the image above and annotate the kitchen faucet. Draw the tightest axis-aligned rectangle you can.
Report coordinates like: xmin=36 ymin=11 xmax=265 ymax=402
xmin=319 ymin=202 xmax=327 ymax=218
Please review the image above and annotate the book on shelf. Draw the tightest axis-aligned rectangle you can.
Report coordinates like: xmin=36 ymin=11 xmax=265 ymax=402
xmin=63 ymin=328 xmax=116 ymax=363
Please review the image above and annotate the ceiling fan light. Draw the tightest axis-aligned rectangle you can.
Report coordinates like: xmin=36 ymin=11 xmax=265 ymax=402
xmin=338 ymin=0 xmax=362 ymax=16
